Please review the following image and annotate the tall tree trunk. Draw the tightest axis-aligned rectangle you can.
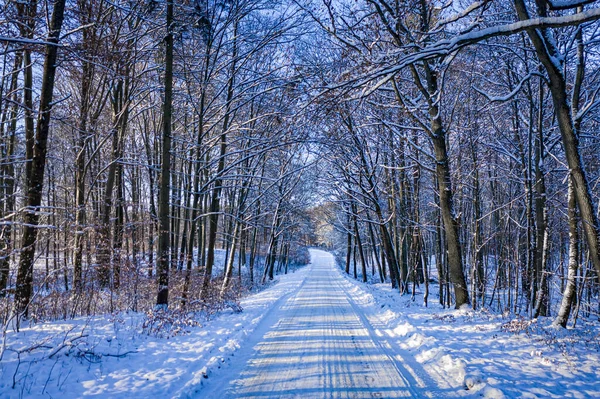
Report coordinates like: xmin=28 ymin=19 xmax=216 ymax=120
xmin=201 ymin=18 xmax=239 ymax=298
xmin=351 ymin=202 xmax=367 ymax=283
xmin=435 ymin=196 xmax=446 ymax=307
xmin=249 ymin=224 xmax=258 ymax=284
xmin=142 ymin=116 xmax=158 ymax=278
xmin=97 ymin=78 xmax=129 ymax=288
xmin=413 ymin=132 xmax=424 ymax=286
xmin=533 ymin=82 xmax=549 ymax=318
xmin=113 ymin=164 xmax=124 ymax=289
xmin=378 ymin=215 xmax=401 ymax=290
xmin=345 ymin=208 xmax=352 ymax=275
xmin=171 ymin=153 xmax=182 ymax=270
xmin=431 ymin=128 xmax=469 ymax=308
xmin=130 ymin=158 xmax=141 ymax=281
xmin=0 ymin=52 xmax=22 ymax=295
xmin=221 ymin=221 xmax=240 ymax=295
xmin=15 ymin=0 xmax=67 ymax=318
xmin=385 ymin=145 xmax=407 ymax=291
xmin=181 ymin=92 xmax=209 ymax=306
xmin=73 ymin=55 xmax=93 ymax=291
xmin=554 ymin=11 xmax=585 ymax=326
xmin=18 ymin=0 xmax=37 ymax=192
xmin=353 ymin=241 xmax=357 ymax=279
xmin=262 ymin=207 xmax=281 ymax=283
xmin=368 ymin=221 xmax=384 ymax=283
xmin=407 ymin=3 xmax=468 ymax=308
xmin=247 ymin=170 xmax=263 ymax=285
xmin=156 ymin=0 xmax=174 ymax=307
xmin=515 ymin=0 xmax=600 ymax=282
xmin=470 ymin=134 xmax=484 ymax=309
xmin=554 ymin=178 xmax=579 ymax=327
xmin=178 ymin=140 xmax=193 ymax=271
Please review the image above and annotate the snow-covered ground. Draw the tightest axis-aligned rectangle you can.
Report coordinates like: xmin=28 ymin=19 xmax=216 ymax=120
xmin=1 ymin=249 xmax=599 ymax=398
xmin=0 ymin=260 xmax=310 ymax=398
xmin=338 ymin=269 xmax=600 ymax=399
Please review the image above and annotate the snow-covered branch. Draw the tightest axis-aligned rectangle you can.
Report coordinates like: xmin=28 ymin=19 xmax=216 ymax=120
xmin=335 ymin=7 xmax=600 ymax=93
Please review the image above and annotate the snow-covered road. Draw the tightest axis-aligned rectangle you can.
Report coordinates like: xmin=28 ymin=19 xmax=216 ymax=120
xmin=8 ymin=248 xmax=596 ymax=398
xmin=201 ymin=249 xmax=422 ymax=398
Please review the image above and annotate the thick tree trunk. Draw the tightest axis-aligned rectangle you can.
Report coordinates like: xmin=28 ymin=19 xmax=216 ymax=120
xmin=431 ymin=129 xmax=469 ymax=308
xmin=406 ymin=4 xmax=468 ymax=308
xmin=15 ymin=0 xmax=67 ymax=318
xmin=554 ymin=11 xmax=585 ymax=326
xmin=283 ymin=242 xmax=290 ymax=274
xmin=238 ymin=222 xmax=246 ymax=278
xmin=156 ymin=0 xmax=174 ymax=307
xmin=515 ymin=0 xmax=600 ymax=284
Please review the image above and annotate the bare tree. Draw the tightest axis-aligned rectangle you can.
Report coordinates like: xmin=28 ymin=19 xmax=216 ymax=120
xmin=14 ymin=0 xmax=67 ymax=319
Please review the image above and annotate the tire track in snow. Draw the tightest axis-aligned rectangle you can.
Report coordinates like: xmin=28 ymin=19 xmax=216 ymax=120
xmin=176 ymin=263 xmax=312 ymax=398
xmin=200 ymin=249 xmax=426 ymax=398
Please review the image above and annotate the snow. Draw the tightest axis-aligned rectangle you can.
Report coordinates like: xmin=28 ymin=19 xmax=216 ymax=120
xmin=0 ymin=261 xmax=310 ymax=398
xmin=1 ymin=249 xmax=599 ymax=398
xmin=547 ymin=1 xmax=593 ymax=10
xmin=344 ymin=271 xmax=600 ymax=398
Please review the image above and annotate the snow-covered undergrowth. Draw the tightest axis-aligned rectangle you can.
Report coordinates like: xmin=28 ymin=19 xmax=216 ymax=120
xmin=336 ymin=264 xmax=600 ymax=399
xmin=0 ymin=265 xmax=310 ymax=398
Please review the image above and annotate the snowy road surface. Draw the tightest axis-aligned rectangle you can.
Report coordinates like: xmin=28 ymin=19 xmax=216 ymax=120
xmin=201 ymin=249 xmax=425 ymax=398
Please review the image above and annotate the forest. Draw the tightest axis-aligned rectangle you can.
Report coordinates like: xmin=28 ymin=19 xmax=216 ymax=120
xmin=1 ymin=0 xmax=600 ymax=397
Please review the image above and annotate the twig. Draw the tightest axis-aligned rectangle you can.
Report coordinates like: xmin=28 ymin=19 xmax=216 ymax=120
xmin=47 ymin=334 xmax=89 ymax=359
xmin=80 ymin=349 xmax=138 ymax=358
xmin=42 ymin=357 xmax=60 ymax=395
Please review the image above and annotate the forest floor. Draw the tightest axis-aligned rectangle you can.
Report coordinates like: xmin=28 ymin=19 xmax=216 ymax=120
xmin=1 ymin=249 xmax=599 ymax=398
